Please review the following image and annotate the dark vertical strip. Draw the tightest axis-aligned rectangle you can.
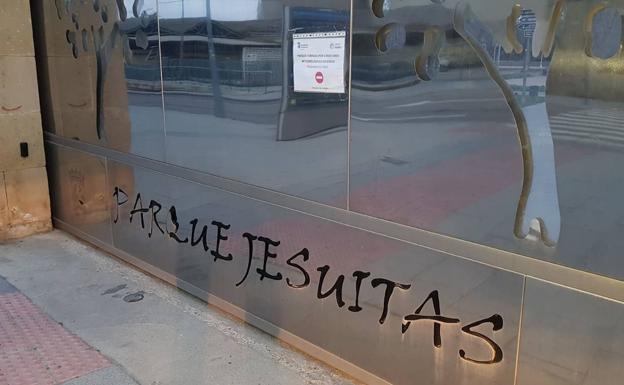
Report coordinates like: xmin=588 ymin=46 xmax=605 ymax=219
xmin=513 ymin=276 xmax=527 ymax=385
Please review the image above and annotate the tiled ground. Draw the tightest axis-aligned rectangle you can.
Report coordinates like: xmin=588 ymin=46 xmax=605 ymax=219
xmin=0 ymin=231 xmax=354 ymax=385
xmin=0 ymin=279 xmax=110 ymax=385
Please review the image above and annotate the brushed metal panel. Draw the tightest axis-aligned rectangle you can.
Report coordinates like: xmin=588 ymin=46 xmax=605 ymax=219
xmin=47 ymin=132 xmax=624 ymax=306
xmin=350 ymin=0 xmax=526 ymax=252
xmin=546 ymin=1 xmax=624 ymax=282
xmin=108 ymin=159 xmax=523 ymax=385
xmin=34 ymin=0 xmax=165 ymax=161
xmin=351 ymin=0 xmax=624 ymax=281
xmin=46 ymin=143 xmax=113 ymax=244
xmin=158 ymin=0 xmax=348 ymax=206
xmin=517 ymin=278 xmax=624 ymax=385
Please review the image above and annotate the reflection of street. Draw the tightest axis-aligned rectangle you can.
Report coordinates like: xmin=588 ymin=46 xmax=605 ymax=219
xmin=353 ymin=77 xmax=513 ymax=123
xmin=550 ymin=108 xmax=624 ymax=148
xmin=105 ymin=159 xmax=523 ymax=385
xmin=128 ymin=68 xmax=624 ymax=281
xmin=351 ymin=72 xmax=624 ymax=279
xmin=126 ymin=92 xmax=166 ymax=160
xmin=350 ymin=75 xmax=523 ymax=234
xmin=163 ymin=91 xmax=280 ymax=124
xmin=128 ymin=91 xmax=348 ymax=205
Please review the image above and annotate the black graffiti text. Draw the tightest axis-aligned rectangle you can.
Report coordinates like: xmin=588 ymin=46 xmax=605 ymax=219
xmin=113 ymin=187 xmax=505 ymax=365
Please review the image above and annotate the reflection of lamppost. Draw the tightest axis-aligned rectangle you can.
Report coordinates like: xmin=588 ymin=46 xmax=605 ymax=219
xmin=206 ymin=0 xmax=225 ymax=118
xmin=518 ymin=9 xmax=536 ymax=101
xmin=180 ymin=0 xmax=185 ymax=60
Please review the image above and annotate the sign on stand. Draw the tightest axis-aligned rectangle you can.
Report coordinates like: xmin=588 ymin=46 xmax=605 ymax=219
xmin=293 ymin=31 xmax=346 ymax=93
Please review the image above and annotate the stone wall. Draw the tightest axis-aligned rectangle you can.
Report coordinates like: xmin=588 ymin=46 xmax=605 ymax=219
xmin=0 ymin=0 xmax=51 ymax=240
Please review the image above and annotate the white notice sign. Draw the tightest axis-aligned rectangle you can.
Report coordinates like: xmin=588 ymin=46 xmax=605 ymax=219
xmin=293 ymin=31 xmax=346 ymax=93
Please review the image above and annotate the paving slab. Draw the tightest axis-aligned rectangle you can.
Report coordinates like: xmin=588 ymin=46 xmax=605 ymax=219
xmin=60 ymin=367 xmax=139 ymax=385
xmin=0 ymin=230 xmax=356 ymax=385
xmin=0 ymin=276 xmax=110 ymax=385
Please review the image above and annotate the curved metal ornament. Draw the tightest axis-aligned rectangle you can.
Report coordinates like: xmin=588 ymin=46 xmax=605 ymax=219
xmin=373 ymin=0 xmax=566 ymax=247
xmin=453 ymin=1 xmax=564 ymax=247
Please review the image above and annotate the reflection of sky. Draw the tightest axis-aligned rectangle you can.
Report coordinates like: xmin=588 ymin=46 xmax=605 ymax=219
xmin=156 ymin=0 xmax=260 ymax=21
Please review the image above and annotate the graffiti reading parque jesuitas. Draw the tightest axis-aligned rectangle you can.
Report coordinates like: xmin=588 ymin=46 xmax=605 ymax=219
xmin=113 ymin=186 xmax=504 ymax=365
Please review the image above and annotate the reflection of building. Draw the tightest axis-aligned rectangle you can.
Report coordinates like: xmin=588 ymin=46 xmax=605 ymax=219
xmin=122 ymin=15 xmax=162 ymax=91
xmin=157 ymin=18 xmax=282 ymax=88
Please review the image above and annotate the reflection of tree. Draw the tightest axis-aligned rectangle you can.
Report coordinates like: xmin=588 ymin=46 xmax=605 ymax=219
xmin=54 ymin=0 xmax=153 ymax=140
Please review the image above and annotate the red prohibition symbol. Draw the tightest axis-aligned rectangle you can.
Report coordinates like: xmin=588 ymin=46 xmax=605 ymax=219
xmin=315 ymin=71 xmax=324 ymax=84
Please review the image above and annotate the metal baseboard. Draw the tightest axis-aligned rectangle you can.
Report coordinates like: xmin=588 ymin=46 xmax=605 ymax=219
xmin=53 ymin=218 xmax=390 ymax=385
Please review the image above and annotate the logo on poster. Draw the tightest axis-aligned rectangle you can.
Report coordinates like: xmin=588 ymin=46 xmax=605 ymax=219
xmin=315 ymin=71 xmax=324 ymax=84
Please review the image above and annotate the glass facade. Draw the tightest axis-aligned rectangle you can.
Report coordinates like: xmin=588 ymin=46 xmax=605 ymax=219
xmin=35 ymin=1 xmax=624 ymax=384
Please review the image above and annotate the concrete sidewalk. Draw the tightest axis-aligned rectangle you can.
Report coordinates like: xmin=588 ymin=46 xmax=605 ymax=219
xmin=0 ymin=230 xmax=356 ymax=385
